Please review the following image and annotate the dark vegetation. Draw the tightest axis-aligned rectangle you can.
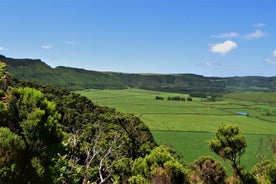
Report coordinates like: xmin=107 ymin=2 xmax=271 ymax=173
xmin=2 ymin=55 xmax=276 ymax=93
xmin=155 ymin=96 xmax=164 ymax=100
xmin=155 ymin=96 xmax=188 ymax=101
xmin=1 ymin=57 xmax=276 ymax=183
xmin=0 ymin=62 xmax=156 ymax=183
xmin=167 ymin=96 xmax=186 ymax=101
xmin=1 ymin=55 xmax=126 ymax=90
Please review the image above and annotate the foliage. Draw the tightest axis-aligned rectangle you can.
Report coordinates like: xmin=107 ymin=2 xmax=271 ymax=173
xmin=0 ymin=127 xmax=26 ymax=183
xmin=208 ymin=124 xmax=247 ymax=181
xmin=128 ymin=174 xmax=150 ymax=184
xmin=189 ymin=156 xmax=226 ymax=184
xmin=130 ymin=146 xmax=189 ymax=184
xmin=167 ymin=96 xmax=185 ymax=101
xmin=2 ymin=87 xmax=64 ymax=183
xmin=189 ymin=92 xmax=208 ymax=98
xmin=0 ymin=61 xmax=11 ymax=92
xmin=0 ymin=68 xmax=156 ymax=183
xmin=155 ymin=96 xmax=164 ymax=100
xmin=252 ymin=160 xmax=276 ymax=184
xmin=187 ymin=97 xmax=192 ymax=101
xmin=238 ymin=168 xmax=257 ymax=184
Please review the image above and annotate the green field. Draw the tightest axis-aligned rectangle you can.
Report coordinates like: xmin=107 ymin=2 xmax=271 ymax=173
xmin=77 ymin=88 xmax=276 ymax=172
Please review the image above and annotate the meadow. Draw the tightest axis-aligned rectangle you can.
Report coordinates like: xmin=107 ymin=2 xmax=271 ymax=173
xmin=77 ymin=88 xmax=276 ymax=173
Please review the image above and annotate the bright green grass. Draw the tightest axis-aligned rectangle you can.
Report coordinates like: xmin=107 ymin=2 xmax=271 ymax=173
xmin=224 ymin=92 xmax=276 ymax=105
xmin=77 ymin=88 xmax=276 ymax=173
xmin=141 ymin=114 xmax=276 ymax=134
xmin=152 ymin=130 xmax=274 ymax=173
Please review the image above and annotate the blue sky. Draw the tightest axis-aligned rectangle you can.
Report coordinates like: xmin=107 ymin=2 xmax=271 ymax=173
xmin=1 ymin=0 xmax=276 ymax=76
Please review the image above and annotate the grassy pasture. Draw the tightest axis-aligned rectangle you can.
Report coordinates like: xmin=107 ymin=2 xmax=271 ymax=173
xmin=77 ymin=88 xmax=276 ymax=172
xmin=152 ymin=130 xmax=274 ymax=172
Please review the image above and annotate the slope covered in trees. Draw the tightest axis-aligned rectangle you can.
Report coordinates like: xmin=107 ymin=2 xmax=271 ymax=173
xmin=1 ymin=55 xmax=126 ymax=90
xmin=0 ymin=62 xmax=156 ymax=183
xmin=2 ymin=55 xmax=276 ymax=92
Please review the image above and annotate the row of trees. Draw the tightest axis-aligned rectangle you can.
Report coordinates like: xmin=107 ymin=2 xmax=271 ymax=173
xmin=155 ymin=96 xmax=192 ymax=101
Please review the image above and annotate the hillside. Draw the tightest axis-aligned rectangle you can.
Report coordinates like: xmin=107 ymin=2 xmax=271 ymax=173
xmin=113 ymin=72 xmax=226 ymax=93
xmin=1 ymin=55 xmax=126 ymax=90
xmin=2 ymin=55 xmax=276 ymax=92
xmin=0 ymin=62 xmax=157 ymax=183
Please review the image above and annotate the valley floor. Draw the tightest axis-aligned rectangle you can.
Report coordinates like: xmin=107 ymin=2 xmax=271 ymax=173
xmin=77 ymin=88 xmax=276 ymax=173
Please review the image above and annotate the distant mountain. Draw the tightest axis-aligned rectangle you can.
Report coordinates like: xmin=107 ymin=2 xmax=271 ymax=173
xmin=1 ymin=55 xmax=276 ymax=92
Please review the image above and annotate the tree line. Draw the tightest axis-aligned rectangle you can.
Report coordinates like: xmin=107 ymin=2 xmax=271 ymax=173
xmin=155 ymin=96 xmax=192 ymax=101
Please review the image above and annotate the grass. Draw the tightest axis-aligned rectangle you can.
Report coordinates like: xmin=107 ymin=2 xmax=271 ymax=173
xmin=224 ymin=92 xmax=276 ymax=105
xmin=77 ymin=88 xmax=276 ymax=173
xmin=152 ymin=130 xmax=275 ymax=173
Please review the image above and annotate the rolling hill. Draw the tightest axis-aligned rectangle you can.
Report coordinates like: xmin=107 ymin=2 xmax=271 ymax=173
xmin=1 ymin=55 xmax=276 ymax=92
xmin=1 ymin=55 xmax=126 ymax=90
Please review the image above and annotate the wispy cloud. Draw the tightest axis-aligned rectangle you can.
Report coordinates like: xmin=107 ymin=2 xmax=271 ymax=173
xmin=199 ymin=60 xmax=221 ymax=67
xmin=41 ymin=44 xmax=53 ymax=49
xmin=265 ymin=58 xmax=276 ymax=64
xmin=66 ymin=41 xmax=80 ymax=45
xmin=211 ymin=32 xmax=239 ymax=39
xmin=210 ymin=40 xmax=237 ymax=55
xmin=244 ymin=30 xmax=265 ymax=40
xmin=252 ymin=23 xmax=265 ymax=28
xmin=273 ymin=50 xmax=276 ymax=57
xmin=0 ymin=46 xmax=8 ymax=51
xmin=265 ymin=50 xmax=276 ymax=64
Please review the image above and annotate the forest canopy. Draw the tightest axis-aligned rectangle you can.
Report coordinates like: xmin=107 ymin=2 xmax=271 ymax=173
xmin=0 ymin=62 xmax=156 ymax=183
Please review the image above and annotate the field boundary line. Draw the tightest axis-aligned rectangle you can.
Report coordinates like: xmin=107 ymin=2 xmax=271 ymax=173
xmin=151 ymin=129 xmax=276 ymax=136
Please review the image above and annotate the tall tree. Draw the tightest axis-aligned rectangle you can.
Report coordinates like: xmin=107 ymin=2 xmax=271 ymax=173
xmin=208 ymin=124 xmax=247 ymax=180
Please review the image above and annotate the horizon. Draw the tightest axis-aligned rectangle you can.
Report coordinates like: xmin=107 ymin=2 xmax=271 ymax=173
xmin=2 ymin=54 xmax=275 ymax=78
xmin=1 ymin=0 xmax=276 ymax=77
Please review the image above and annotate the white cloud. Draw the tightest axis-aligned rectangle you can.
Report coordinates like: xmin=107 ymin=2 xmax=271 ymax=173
xmin=273 ymin=50 xmax=276 ymax=57
xmin=211 ymin=32 xmax=239 ymax=39
xmin=41 ymin=44 xmax=53 ymax=49
xmin=244 ymin=30 xmax=265 ymax=40
xmin=252 ymin=23 xmax=265 ymax=28
xmin=210 ymin=40 xmax=237 ymax=55
xmin=265 ymin=58 xmax=276 ymax=64
xmin=66 ymin=41 xmax=80 ymax=45
xmin=0 ymin=46 xmax=8 ymax=51
xmin=265 ymin=50 xmax=276 ymax=64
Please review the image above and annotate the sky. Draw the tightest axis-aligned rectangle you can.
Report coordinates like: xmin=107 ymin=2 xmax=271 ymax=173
xmin=1 ymin=0 xmax=276 ymax=77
